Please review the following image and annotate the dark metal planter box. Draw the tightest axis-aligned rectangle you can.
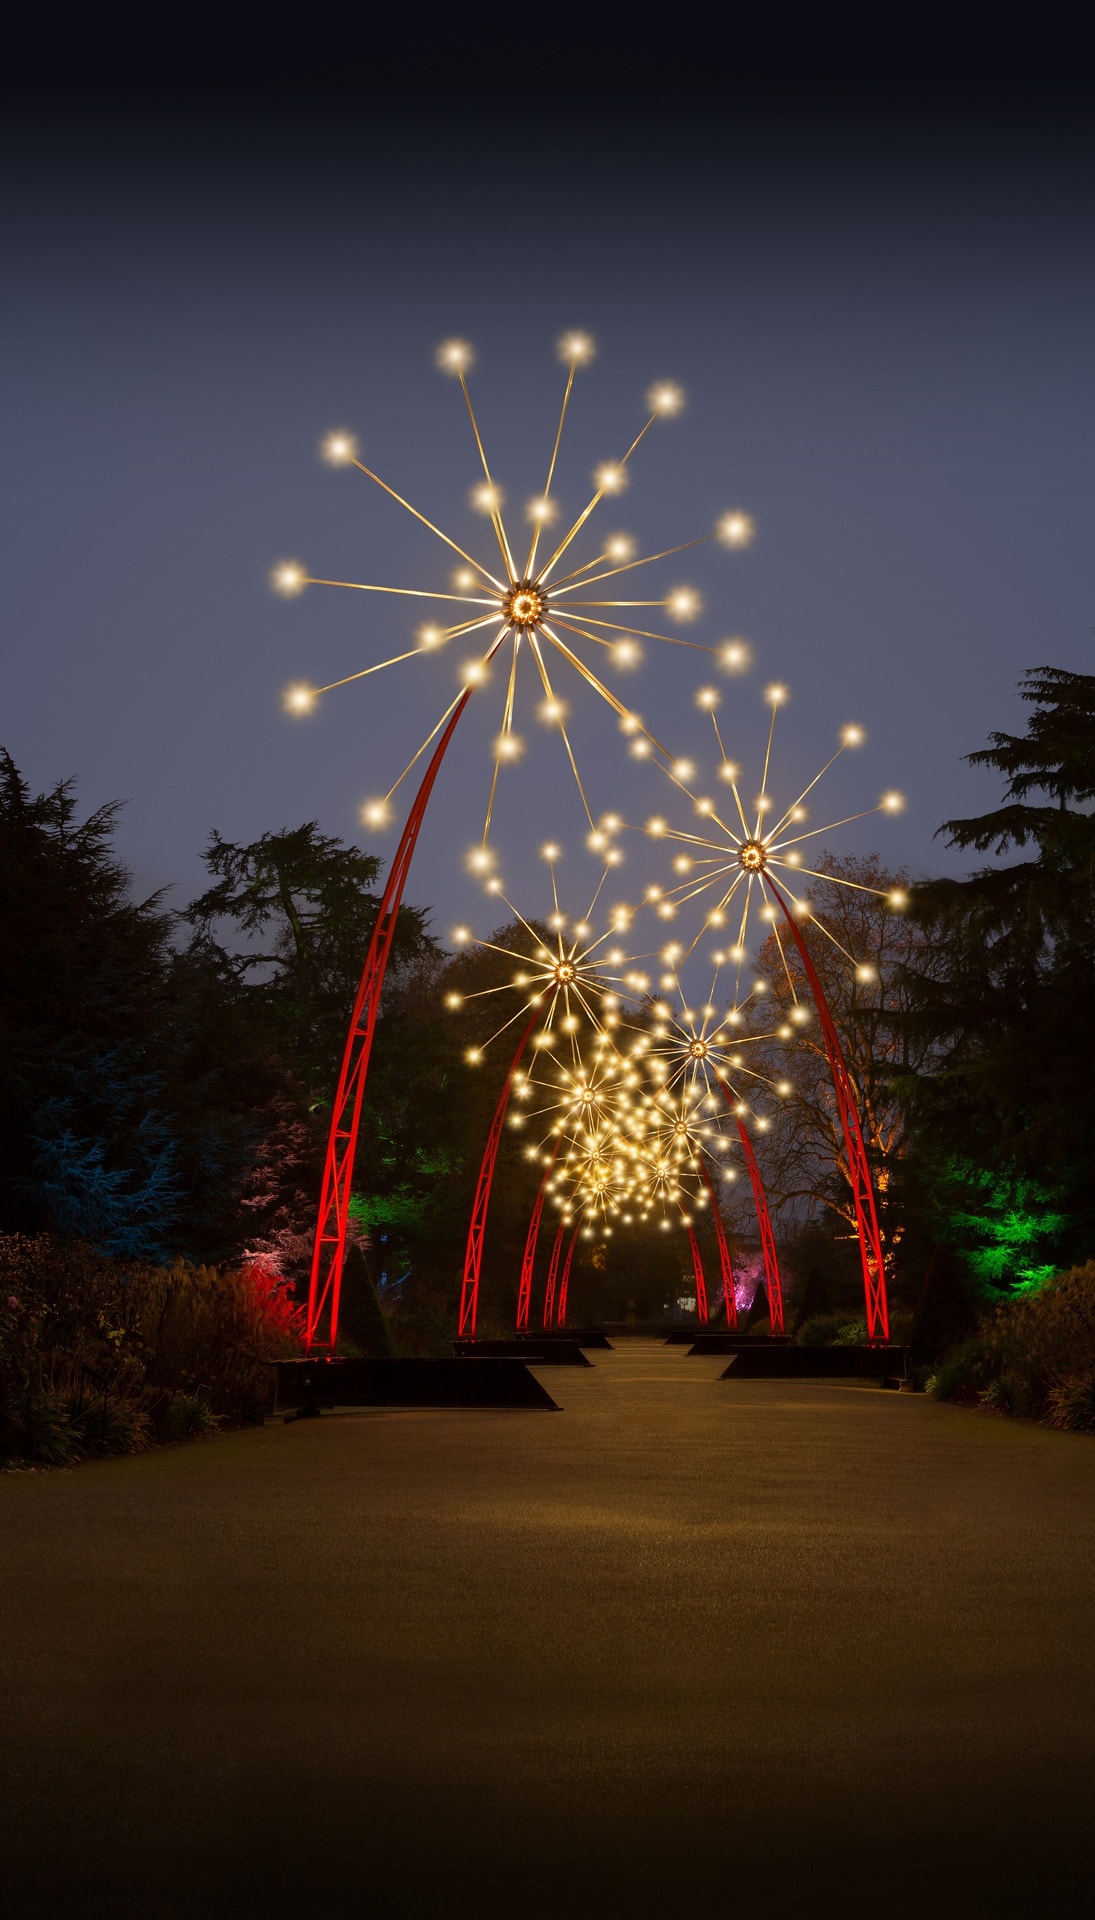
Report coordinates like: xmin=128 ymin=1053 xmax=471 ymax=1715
xmin=275 ymin=1356 xmax=560 ymax=1411
xmin=453 ymin=1338 xmax=592 ymax=1368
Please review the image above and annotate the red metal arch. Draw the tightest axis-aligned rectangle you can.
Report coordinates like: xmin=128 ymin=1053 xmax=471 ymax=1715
xmin=515 ymin=1135 xmax=563 ymax=1331
xmin=697 ymin=1160 xmax=738 ymax=1328
xmin=554 ymin=1222 xmax=581 ymax=1328
xmin=306 ymin=692 xmax=472 ymax=1349
xmin=763 ymin=875 xmax=889 ymax=1343
xmin=457 ymin=1003 xmax=544 ymax=1339
xmin=687 ymin=1227 xmax=710 ymax=1326
xmin=711 ymin=1084 xmax=784 ymax=1332
xmin=542 ymin=1219 xmax=566 ymax=1329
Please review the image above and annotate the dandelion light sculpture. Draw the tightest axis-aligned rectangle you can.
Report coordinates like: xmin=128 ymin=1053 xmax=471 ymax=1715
xmin=279 ymin=339 xmax=755 ymax=1349
xmin=632 ymin=685 xmax=907 ymax=1341
xmin=621 ymin=967 xmax=793 ymax=1331
xmin=447 ymin=847 xmax=642 ymax=1338
xmin=513 ymin=1042 xmax=655 ymax=1329
xmin=276 ymin=337 xmax=753 ymax=852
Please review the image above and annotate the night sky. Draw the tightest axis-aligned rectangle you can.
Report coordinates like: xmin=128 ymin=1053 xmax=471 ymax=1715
xmin=4 ymin=66 xmax=1093 ymax=954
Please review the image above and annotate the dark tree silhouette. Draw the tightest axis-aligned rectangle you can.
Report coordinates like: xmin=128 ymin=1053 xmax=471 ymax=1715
xmin=902 ymin=667 xmax=1095 ymax=1288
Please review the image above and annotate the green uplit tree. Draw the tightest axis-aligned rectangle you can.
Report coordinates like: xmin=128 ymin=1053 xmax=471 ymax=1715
xmin=902 ymin=666 xmax=1095 ymax=1294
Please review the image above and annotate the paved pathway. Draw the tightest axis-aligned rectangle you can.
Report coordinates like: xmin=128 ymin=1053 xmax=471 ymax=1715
xmin=3 ymin=1339 xmax=1095 ymax=1916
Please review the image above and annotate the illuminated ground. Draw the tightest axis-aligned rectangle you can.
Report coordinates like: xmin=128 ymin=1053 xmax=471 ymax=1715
xmin=3 ymin=1339 xmax=1094 ymax=1916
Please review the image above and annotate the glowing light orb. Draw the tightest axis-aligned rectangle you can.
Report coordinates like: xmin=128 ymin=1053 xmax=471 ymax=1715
xmin=665 ymin=587 xmax=701 ymax=622
xmin=647 ymin=381 xmax=685 ymax=416
xmin=717 ymin=512 xmax=755 ymax=547
xmin=321 ymin=431 xmax=358 ymax=466
xmin=283 ymin=682 xmax=317 ymax=715
xmin=471 ymin=482 xmax=504 ymax=515
xmin=719 ymin=639 xmax=752 ymax=673
xmin=525 ymin=497 xmax=558 ymax=524
xmin=272 ymin=562 xmax=307 ymax=598
xmin=606 ymin=534 xmax=636 ymax=562
xmin=594 ymin=462 xmax=628 ymax=494
xmin=539 ymin=696 xmax=569 ymax=725
xmin=437 ymin=339 xmax=474 ymax=373
xmin=558 ymin=331 xmax=596 ymax=365
xmin=611 ymin=639 xmax=642 ymax=670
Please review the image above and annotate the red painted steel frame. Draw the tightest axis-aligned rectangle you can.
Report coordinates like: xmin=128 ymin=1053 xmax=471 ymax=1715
xmin=515 ymin=1135 xmax=564 ymax=1330
xmin=554 ymin=1223 xmax=581 ymax=1328
xmin=542 ymin=1219 xmax=566 ymax=1329
xmin=715 ymin=1091 xmax=786 ymax=1335
xmin=764 ymin=875 xmax=890 ymax=1342
xmin=306 ymin=693 xmax=473 ymax=1349
xmin=457 ymin=1003 xmax=544 ymax=1339
xmin=697 ymin=1161 xmax=738 ymax=1328
xmin=687 ymin=1228 xmax=710 ymax=1325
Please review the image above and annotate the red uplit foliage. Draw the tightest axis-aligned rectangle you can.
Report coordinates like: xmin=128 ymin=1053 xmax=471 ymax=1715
xmin=237 ymin=1257 xmax=307 ymax=1349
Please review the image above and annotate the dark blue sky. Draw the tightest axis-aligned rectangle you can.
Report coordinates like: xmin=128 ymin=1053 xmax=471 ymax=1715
xmin=4 ymin=98 xmax=1092 ymax=949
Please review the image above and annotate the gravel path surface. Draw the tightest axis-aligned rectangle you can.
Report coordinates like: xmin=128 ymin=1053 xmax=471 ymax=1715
xmin=4 ymin=1338 xmax=1094 ymax=1915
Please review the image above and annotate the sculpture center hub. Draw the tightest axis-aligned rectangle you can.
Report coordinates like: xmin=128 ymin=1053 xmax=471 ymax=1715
xmin=554 ymin=961 xmax=576 ymax=984
xmin=689 ymin=1040 xmax=708 ymax=1059
xmin=739 ymin=839 xmax=767 ymax=873
xmin=506 ymin=583 xmax=546 ymax=627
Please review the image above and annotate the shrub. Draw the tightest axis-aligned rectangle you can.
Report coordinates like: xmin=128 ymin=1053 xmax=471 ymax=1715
xmin=834 ymin=1317 xmax=870 ymax=1346
xmin=0 ymin=1235 xmax=305 ymax=1462
xmin=927 ymin=1262 xmax=1095 ymax=1431
xmin=9 ymin=1386 xmax=84 ymax=1465
xmin=795 ymin=1312 xmax=848 ymax=1347
xmin=1045 ymin=1372 xmax=1095 ymax=1434
xmin=68 ymin=1381 xmax=153 ymax=1457
xmin=162 ymin=1390 xmax=220 ymax=1442
xmin=978 ymin=1371 xmax=1033 ymax=1418
xmin=924 ymin=1336 xmax=996 ymax=1403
